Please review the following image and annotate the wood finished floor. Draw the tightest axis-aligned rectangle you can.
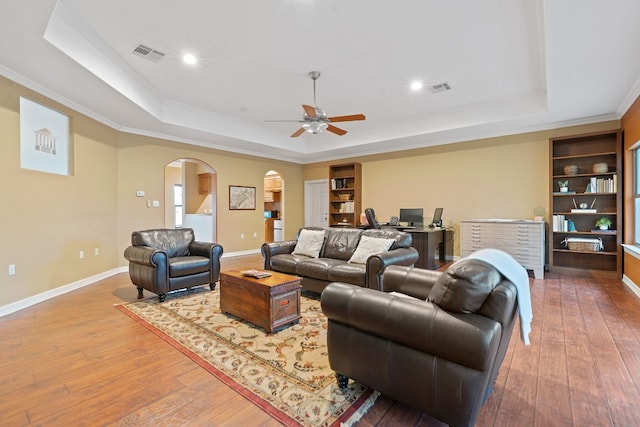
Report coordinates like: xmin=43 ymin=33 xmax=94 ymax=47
xmin=2 ymin=253 xmax=640 ymax=426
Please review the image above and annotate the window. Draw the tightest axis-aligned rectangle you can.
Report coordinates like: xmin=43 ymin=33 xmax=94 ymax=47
xmin=174 ymin=184 xmax=183 ymax=227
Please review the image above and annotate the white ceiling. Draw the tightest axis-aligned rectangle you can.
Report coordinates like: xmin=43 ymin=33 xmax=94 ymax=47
xmin=1 ymin=0 xmax=640 ymax=163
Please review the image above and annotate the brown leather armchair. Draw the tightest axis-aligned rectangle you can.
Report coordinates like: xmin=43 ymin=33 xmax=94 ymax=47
xmin=321 ymin=260 xmax=519 ymax=427
xmin=124 ymin=228 xmax=223 ymax=302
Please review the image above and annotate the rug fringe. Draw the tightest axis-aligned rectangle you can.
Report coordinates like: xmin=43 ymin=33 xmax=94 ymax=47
xmin=341 ymin=390 xmax=380 ymax=427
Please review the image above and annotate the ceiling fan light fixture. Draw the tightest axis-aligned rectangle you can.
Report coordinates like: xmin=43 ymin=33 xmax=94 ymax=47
xmin=303 ymin=121 xmax=328 ymax=134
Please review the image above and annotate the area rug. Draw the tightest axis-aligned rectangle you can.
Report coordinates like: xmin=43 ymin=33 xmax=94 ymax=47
xmin=115 ymin=286 xmax=378 ymax=426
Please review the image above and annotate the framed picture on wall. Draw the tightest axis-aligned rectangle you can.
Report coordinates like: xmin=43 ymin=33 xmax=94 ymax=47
xmin=229 ymin=185 xmax=256 ymax=210
xmin=20 ymin=97 xmax=71 ymax=176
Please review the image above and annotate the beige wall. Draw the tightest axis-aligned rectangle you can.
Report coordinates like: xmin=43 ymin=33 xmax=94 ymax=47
xmin=305 ymin=121 xmax=620 ymax=256
xmin=0 ymin=71 xmax=627 ymax=310
xmin=0 ymin=76 xmax=119 ymax=307
xmin=0 ymin=76 xmax=304 ymax=308
xmin=115 ymin=133 xmax=305 ymax=260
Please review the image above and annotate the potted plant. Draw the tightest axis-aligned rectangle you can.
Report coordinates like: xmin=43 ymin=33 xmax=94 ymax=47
xmin=558 ymin=180 xmax=569 ymax=193
xmin=595 ymin=217 xmax=612 ymax=230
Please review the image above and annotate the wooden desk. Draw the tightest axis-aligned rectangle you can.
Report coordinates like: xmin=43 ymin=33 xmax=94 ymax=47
xmin=405 ymin=228 xmax=454 ymax=270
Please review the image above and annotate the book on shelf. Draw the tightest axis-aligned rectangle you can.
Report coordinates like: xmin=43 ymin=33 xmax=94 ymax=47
xmin=585 ymin=175 xmax=617 ymax=194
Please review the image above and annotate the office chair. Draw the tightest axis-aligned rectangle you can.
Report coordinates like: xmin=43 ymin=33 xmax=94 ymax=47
xmin=364 ymin=207 xmax=382 ymax=229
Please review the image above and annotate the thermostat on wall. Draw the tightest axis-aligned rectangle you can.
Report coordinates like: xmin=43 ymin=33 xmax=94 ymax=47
xmin=136 ymin=190 xmax=145 ymax=197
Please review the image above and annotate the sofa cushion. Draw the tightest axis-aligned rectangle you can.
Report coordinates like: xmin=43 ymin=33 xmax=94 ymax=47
xmin=348 ymin=235 xmax=395 ymax=264
xmin=427 ymin=259 xmax=501 ymax=313
xmin=322 ymin=228 xmax=363 ymax=260
xmin=296 ymin=258 xmax=345 ymax=281
xmin=292 ymin=229 xmax=326 ymax=258
xmin=327 ymin=263 xmax=367 ymax=287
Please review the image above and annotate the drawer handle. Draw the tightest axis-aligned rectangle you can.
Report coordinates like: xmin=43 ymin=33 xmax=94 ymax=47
xmin=280 ymin=300 xmax=290 ymax=306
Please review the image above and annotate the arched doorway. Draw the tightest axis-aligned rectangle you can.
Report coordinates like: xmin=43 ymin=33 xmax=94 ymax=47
xmin=165 ymin=159 xmax=217 ymax=242
xmin=264 ymin=170 xmax=284 ymax=242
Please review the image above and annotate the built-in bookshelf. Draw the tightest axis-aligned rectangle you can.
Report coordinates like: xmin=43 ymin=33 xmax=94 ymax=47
xmin=329 ymin=163 xmax=361 ymax=227
xmin=549 ymin=130 xmax=622 ymax=277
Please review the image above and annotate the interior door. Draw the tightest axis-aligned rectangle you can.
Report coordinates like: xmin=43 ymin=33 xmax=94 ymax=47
xmin=304 ymin=179 xmax=329 ymax=227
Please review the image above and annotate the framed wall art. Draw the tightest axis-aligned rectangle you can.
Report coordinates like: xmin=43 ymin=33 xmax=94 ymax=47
xmin=229 ymin=185 xmax=256 ymax=210
xmin=20 ymin=97 xmax=70 ymax=175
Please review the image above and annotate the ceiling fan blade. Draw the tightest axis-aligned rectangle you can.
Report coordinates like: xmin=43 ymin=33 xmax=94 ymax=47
xmin=290 ymin=128 xmax=305 ymax=137
xmin=327 ymin=124 xmax=347 ymax=136
xmin=265 ymin=119 xmax=304 ymax=123
xmin=302 ymin=104 xmax=317 ymax=117
xmin=328 ymin=114 xmax=366 ymax=123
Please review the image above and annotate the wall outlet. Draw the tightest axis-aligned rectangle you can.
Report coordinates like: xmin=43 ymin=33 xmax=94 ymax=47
xmin=8 ymin=264 xmax=15 ymax=276
xmin=79 ymin=250 xmax=84 ymax=259
xmin=147 ymin=200 xmax=152 ymax=208
xmin=240 ymin=233 xmax=245 ymax=239
xmin=94 ymin=247 xmax=99 ymax=256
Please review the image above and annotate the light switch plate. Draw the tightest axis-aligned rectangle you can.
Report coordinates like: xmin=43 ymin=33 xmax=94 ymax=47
xmin=136 ymin=190 xmax=145 ymax=197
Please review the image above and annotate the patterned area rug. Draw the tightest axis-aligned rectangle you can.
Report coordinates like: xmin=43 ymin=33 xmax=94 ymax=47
xmin=115 ymin=286 xmax=378 ymax=426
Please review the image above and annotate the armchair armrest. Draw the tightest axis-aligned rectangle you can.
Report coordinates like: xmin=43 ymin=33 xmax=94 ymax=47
xmin=377 ymin=265 xmax=441 ymax=298
xmin=321 ymin=282 xmax=500 ymax=371
xmin=365 ymin=247 xmax=419 ymax=289
xmin=124 ymin=245 xmax=166 ymax=267
xmin=261 ymin=240 xmax=297 ymax=270
xmin=190 ymin=241 xmax=224 ymax=260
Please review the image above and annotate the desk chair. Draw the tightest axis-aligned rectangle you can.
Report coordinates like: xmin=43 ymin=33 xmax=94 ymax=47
xmin=364 ymin=207 xmax=382 ymax=229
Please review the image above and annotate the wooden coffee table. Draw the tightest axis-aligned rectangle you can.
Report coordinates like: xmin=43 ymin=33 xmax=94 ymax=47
xmin=219 ymin=269 xmax=302 ymax=333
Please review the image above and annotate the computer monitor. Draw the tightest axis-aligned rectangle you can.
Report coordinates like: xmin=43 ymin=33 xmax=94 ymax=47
xmin=399 ymin=208 xmax=423 ymax=227
xmin=430 ymin=208 xmax=443 ymax=227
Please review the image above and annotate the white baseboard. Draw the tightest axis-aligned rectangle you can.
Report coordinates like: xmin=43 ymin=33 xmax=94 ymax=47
xmin=0 ymin=267 xmax=126 ymax=318
xmin=622 ymin=274 xmax=640 ymax=299
xmin=0 ymin=249 xmax=263 ymax=317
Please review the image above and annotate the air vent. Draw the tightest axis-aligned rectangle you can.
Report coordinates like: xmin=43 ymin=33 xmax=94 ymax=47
xmin=132 ymin=44 xmax=166 ymax=62
xmin=430 ymin=82 xmax=451 ymax=94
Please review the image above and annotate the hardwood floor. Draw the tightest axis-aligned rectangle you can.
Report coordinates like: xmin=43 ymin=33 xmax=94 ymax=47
xmin=1 ymin=254 xmax=640 ymax=426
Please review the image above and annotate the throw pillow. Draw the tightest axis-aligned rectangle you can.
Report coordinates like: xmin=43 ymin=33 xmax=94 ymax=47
xmin=427 ymin=258 xmax=501 ymax=313
xmin=292 ymin=229 xmax=325 ymax=258
xmin=348 ymin=235 xmax=395 ymax=264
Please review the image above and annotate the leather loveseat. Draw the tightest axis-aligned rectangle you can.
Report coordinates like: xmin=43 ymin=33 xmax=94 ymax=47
xmin=124 ymin=228 xmax=223 ymax=302
xmin=261 ymin=226 xmax=418 ymax=293
xmin=321 ymin=260 xmax=519 ymax=427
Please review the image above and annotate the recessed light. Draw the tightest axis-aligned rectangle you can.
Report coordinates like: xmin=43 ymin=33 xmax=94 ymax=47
xmin=410 ymin=81 xmax=423 ymax=91
xmin=182 ymin=53 xmax=197 ymax=65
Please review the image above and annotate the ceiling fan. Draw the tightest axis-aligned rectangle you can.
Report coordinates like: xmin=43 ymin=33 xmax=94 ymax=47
xmin=266 ymin=71 xmax=366 ymax=137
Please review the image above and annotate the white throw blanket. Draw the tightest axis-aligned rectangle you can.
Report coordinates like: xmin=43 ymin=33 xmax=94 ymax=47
xmin=465 ymin=248 xmax=533 ymax=345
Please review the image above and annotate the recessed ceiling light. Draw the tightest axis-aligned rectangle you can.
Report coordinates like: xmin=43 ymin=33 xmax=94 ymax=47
xmin=182 ymin=53 xmax=197 ymax=65
xmin=410 ymin=81 xmax=423 ymax=91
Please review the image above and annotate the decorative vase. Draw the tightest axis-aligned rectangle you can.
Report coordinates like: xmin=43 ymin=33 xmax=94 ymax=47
xmin=599 ymin=225 xmax=609 ymax=230
xmin=560 ymin=187 xmax=568 ymax=193
xmin=593 ymin=163 xmax=608 ymax=173
xmin=564 ymin=165 xmax=578 ymax=175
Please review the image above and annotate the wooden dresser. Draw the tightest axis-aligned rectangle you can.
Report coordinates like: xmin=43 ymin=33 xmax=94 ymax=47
xmin=461 ymin=219 xmax=545 ymax=279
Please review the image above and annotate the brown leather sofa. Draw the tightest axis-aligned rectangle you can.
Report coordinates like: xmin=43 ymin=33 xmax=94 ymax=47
xmin=261 ymin=226 xmax=418 ymax=293
xmin=124 ymin=228 xmax=223 ymax=302
xmin=321 ymin=260 xmax=519 ymax=427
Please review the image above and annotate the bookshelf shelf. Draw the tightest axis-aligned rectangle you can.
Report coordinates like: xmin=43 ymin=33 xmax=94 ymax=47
xmin=329 ymin=163 xmax=361 ymax=227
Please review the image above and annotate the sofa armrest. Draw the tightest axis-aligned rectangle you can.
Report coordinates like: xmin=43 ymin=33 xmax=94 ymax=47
xmin=365 ymin=247 xmax=419 ymax=289
xmin=321 ymin=282 xmax=500 ymax=371
xmin=124 ymin=245 xmax=166 ymax=267
xmin=261 ymin=240 xmax=297 ymax=270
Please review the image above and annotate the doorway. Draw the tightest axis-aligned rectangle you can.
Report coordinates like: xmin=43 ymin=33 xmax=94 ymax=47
xmin=304 ymin=179 xmax=329 ymax=227
xmin=165 ymin=159 xmax=217 ymax=242
xmin=264 ymin=170 xmax=284 ymax=242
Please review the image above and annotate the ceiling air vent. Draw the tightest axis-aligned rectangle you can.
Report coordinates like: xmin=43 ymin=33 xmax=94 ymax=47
xmin=132 ymin=44 xmax=165 ymax=62
xmin=430 ymin=82 xmax=451 ymax=94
